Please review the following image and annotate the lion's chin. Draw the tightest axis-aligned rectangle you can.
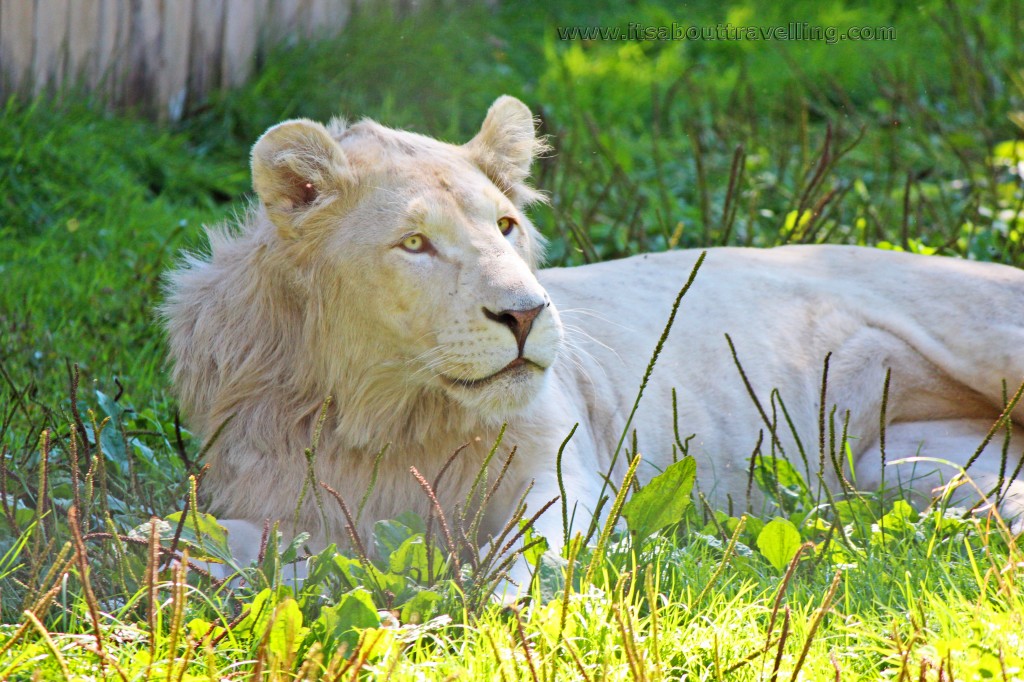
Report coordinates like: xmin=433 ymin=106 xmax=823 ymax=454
xmin=442 ymin=360 xmax=548 ymax=417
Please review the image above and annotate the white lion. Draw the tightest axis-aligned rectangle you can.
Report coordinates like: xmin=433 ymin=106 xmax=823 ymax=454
xmin=164 ymin=96 xmax=1024 ymax=588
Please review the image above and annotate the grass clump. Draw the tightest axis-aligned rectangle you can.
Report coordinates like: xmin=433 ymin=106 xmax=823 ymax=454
xmin=1 ymin=0 xmax=1024 ymax=678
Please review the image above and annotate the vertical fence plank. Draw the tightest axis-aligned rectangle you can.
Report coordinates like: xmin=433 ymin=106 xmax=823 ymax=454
xmin=94 ymin=0 xmax=130 ymax=102
xmin=306 ymin=0 xmax=328 ymax=37
xmin=160 ymin=0 xmax=193 ymax=120
xmin=308 ymin=0 xmax=348 ymax=39
xmin=297 ymin=0 xmax=315 ymax=38
xmin=268 ymin=0 xmax=301 ymax=46
xmin=325 ymin=0 xmax=351 ymax=35
xmin=68 ymin=0 xmax=100 ymax=87
xmin=32 ymin=0 xmax=68 ymax=95
xmin=125 ymin=0 xmax=160 ymax=110
xmin=249 ymin=0 xmax=270 ymax=65
xmin=222 ymin=0 xmax=258 ymax=88
xmin=188 ymin=0 xmax=225 ymax=107
xmin=1 ymin=0 xmax=37 ymax=96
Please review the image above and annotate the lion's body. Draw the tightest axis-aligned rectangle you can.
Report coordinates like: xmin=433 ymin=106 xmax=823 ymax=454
xmin=164 ymin=97 xmax=1024 ymax=584
xmin=539 ymin=246 xmax=1024 ymax=516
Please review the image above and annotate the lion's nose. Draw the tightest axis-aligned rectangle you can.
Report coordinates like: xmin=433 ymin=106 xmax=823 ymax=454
xmin=483 ymin=304 xmax=546 ymax=356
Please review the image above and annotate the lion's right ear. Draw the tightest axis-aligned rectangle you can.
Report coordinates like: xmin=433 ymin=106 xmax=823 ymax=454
xmin=251 ymin=119 xmax=353 ymax=238
xmin=465 ymin=96 xmax=548 ymax=206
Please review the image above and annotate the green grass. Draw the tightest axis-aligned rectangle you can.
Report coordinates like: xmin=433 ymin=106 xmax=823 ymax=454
xmin=2 ymin=0 xmax=1024 ymax=678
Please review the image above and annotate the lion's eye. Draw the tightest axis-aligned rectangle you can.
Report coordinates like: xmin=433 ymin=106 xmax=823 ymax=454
xmin=400 ymin=233 xmax=431 ymax=253
xmin=498 ymin=216 xmax=517 ymax=237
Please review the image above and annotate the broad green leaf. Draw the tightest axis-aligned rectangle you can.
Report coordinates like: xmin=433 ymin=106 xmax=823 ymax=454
xmin=700 ymin=510 xmax=731 ymax=536
xmin=757 ymin=518 xmax=803 ymax=571
xmin=314 ymin=588 xmax=379 ymax=649
xmin=833 ymin=498 xmax=876 ymax=528
xmin=389 ymin=534 xmax=444 ymax=582
xmin=870 ymin=500 xmax=921 ymax=547
xmin=94 ymin=394 xmax=130 ymax=475
xmin=536 ymin=551 xmax=568 ymax=602
xmin=332 ymin=553 xmax=404 ymax=596
xmin=519 ymin=520 xmax=549 ymax=567
xmin=235 ymin=588 xmax=276 ymax=637
xmin=187 ymin=618 xmax=225 ymax=643
xmin=356 ymin=627 xmax=400 ymax=662
xmin=742 ymin=516 xmax=765 ymax=541
xmin=95 ymin=389 xmax=146 ymax=476
xmin=267 ymin=598 xmax=306 ymax=659
xmin=395 ymin=511 xmax=426 ymax=535
xmin=622 ymin=456 xmax=697 ymax=541
xmin=753 ymin=456 xmax=810 ymax=512
xmin=95 ymin=389 xmax=125 ymax=422
xmin=304 ymin=544 xmax=352 ymax=590
xmin=927 ymin=509 xmax=969 ymax=535
xmin=365 ymin=564 xmax=406 ymax=597
xmin=400 ymin=589 xmax=442 ymax=624
xmin=333 ymin=554 xmax=366 ymax=584
xmin=280 ymin=532 xmax=311 ymax=564
xmin=164 ymin=510 xmax=231 ymax=563
xmin=374 ymin=517 xmax=419 ymax=559
xmin=879 ymin=499 xmax=917 ymax=528
xmin=129 ymin=436 xmax=160 ymax=470
xmin=14 ymin=506 xmax=37 ymax=530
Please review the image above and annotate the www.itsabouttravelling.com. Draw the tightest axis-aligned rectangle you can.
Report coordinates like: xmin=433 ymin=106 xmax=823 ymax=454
xmin=555 ymin=23 xmax=896 ymax=44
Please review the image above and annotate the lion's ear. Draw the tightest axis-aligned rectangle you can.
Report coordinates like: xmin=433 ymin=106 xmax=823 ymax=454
xmin=465 ymin=96 xmax=548 ymax=204
xmin=251 ymin=119 xmax=352 ymax=238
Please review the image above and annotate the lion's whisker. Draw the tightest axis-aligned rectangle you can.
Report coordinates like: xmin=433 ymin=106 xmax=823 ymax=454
xmin=561 ymin=324 xmax=623 ymax=364
xmin=558 ymin=307 xmax=634 ymax=332
xmin=559 ymin=339 xmax=603 ymax=388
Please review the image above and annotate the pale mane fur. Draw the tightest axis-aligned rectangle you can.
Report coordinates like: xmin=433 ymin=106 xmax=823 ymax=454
xmin=165 ymin=96 xmax=1024 ymax=586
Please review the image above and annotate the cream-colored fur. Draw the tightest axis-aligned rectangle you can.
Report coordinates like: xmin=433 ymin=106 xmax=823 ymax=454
xmin=164 ymin=96 xmax=1024 ymax=587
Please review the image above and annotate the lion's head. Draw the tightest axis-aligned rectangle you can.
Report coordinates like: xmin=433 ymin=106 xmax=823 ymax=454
xmin=170 ymin=96 xmax=563 ymax=452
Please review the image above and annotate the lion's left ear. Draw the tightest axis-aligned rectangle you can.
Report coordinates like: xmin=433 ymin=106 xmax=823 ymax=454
xmin=465 ymin=96 xmax=548 ymax=204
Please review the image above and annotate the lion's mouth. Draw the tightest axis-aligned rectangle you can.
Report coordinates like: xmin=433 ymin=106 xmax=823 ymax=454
xmin=441 ymin=357 xmax=544 ymax=389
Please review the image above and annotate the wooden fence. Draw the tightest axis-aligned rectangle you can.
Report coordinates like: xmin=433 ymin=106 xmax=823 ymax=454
xmin=0 ymin=0 xmax=357 ymax=120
